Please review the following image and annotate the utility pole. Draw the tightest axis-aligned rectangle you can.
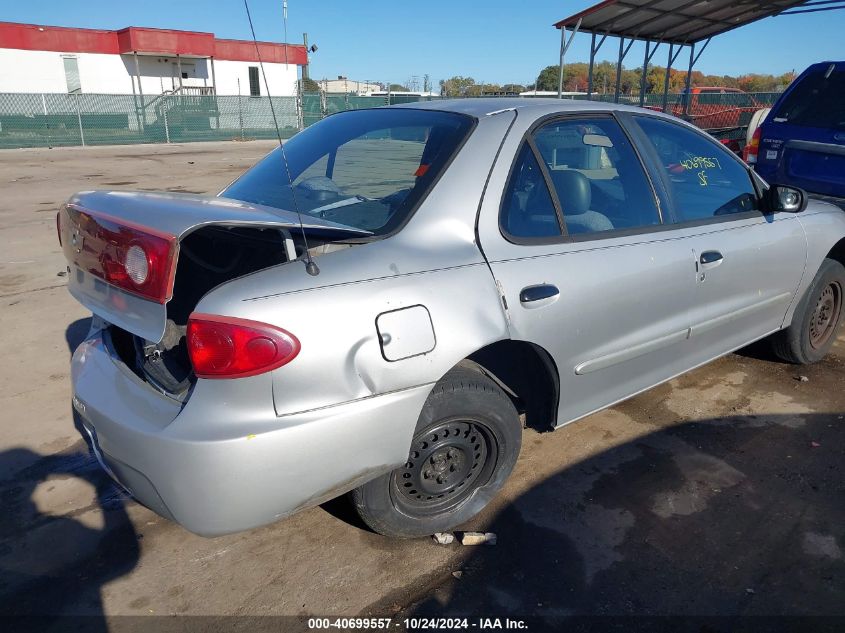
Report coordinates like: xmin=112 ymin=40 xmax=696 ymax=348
xmin=302 ymin=33 xmax=311 ymax=80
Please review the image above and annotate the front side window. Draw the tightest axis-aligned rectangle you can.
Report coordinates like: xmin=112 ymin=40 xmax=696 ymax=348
xmin=222 ymin=108 xmax=474 ymax=235
xmin=635 ymin=116 xmax=759 ymax=223
xmin=533 ymin=117 xmax=660 ymax=235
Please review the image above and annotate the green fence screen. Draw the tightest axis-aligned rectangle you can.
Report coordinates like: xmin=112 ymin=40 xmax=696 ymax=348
xmin=0 ymin=91 xmax=783 ymax=150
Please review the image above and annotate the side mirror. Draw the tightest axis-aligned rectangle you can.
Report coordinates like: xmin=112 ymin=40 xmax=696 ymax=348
xmin=764 ymin=184 xmax=808 ymax=214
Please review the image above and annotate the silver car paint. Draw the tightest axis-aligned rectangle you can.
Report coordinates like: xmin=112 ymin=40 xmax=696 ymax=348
xmin=69 ymin=98 xmax=845 ymax=536
xmin=196 ymin=108 xmax=517 ymax=416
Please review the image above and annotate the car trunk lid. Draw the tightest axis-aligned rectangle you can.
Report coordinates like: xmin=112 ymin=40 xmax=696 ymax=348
xmin=59 ymin=190 xmax=370 ymax=343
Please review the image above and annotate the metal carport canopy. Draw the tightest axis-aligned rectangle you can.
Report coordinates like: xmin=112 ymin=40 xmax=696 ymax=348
xmin=553 ymin=0 xmax=810 ymax=45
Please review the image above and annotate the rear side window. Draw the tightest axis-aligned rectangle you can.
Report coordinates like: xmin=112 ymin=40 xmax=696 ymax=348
xmin=635 ymin=116 xmax=758 ymax=223
xmin=773 ymin=66 xmax=845 ymax=130
xmin=501 ymin=143 xmax=562 ymax=238
xmin=222 ymin=109 xmax=474 ymax=235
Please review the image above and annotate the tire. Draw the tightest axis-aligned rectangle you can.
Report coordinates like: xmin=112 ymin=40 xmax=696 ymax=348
xmin=351 ymin=365 xmax=522 ymax=538
xmin=773 ymin=258 xmax=845 ymax=364
xmin=746 ymin=107 xmax=771 ymax=147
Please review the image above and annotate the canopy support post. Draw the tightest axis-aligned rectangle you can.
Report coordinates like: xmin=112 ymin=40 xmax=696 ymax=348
xmin=587 ymin=31 xmax=608 ymax=98
xmin=638 ymin=39 xmax=661 ymax=107
xmin=557 ymin=18 xmax=582 ymax=98
xmin=613 ymin=36 xmax=635 ymax=103
xmin=681 ymin=37 xmax=711 ymax=117
xmin=662 ymin=42 xmax=683 ymax=113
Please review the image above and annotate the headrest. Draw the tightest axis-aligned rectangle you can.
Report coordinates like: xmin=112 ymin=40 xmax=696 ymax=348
xmin=549 ymin=170 xmax=591 ymax=215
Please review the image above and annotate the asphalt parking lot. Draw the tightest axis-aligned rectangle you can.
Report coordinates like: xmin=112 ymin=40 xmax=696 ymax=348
xmin=0 ymin=141 xmax=843 ymax=628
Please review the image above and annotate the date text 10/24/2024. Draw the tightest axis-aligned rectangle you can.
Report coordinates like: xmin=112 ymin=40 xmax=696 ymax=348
xmin=307 ymin=617 xmax=529 ymax=630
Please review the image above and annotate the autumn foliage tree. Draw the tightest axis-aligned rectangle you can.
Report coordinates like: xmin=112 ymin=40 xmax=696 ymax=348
xmin=532 ymin=63 xmax=796 ymax=95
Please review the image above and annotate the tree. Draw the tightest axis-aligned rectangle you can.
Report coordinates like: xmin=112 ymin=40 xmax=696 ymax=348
xmin=423 ymin=74 xmax=432 ymax=92
xmin=301 ymin=77 xmax=320 ymax=93
xmin=388 ymin=83 xmax=407 ymax=92
xmin=439 ymin=76 xmax=477 ymax=97
xmin=535 ymin=65 xmax=560 ymax=92
xmin=501 ymin=83 xmax=526 ymax=95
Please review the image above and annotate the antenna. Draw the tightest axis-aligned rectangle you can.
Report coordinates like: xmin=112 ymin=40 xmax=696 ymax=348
xmin=244 ymin=0 xmax=319 ymax=276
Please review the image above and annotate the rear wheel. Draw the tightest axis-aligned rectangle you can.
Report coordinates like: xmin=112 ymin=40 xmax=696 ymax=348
xmin=351 ymin=365 xmax=521 ymax=538
xmin=773 ymin=258 xmax=845 ymax=364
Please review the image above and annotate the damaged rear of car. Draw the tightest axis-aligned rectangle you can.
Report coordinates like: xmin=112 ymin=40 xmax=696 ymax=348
xmin=63 ymin=106 xmax=512 ymax=536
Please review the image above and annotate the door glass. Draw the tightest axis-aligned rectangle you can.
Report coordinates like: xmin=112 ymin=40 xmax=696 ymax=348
xmin=533 ymin=117 xmax=660 ymax=235
xmin=635 ymin=116 xmax=759 ymax=222
xmin=500 ymin=143 xmax=562 ymax=238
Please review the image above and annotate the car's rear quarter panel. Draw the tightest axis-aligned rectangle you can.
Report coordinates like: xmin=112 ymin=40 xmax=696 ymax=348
xmin=194 ymin=109 xmax=517 ymax=416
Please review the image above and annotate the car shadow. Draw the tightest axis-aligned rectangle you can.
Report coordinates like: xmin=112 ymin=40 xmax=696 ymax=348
xmin=0 ymin=438 xmax=140 ymax=629
xmin=388 ymin=412 xmax=844 ymax=626
xmin=0 ymin=317 xmax=139 ymax=629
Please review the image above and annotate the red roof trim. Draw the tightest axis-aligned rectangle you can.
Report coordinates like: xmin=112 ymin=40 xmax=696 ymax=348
xmin=0 ymin=22 xmax=119 ymax=54
xmin=214 ymin=38 xmax=307 ymax=65
xmin=0 ymin=21 xmax=306 ymax=64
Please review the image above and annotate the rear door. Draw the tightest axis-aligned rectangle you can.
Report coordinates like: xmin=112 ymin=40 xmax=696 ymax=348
xmin=756 ymin=62 xmax=845 ymax=198
xmin=630 ymin=114 xmax=806 ymax=361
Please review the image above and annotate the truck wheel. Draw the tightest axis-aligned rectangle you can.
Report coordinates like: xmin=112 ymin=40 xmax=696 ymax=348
xmin=351 ymin=365 xmax=522 ymax=538
xmin=773 ymin=258 xmax=845 ymax=364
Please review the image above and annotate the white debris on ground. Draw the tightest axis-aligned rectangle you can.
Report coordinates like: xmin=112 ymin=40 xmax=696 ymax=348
xmin=460 ymin=532 xmax=497 ymax=546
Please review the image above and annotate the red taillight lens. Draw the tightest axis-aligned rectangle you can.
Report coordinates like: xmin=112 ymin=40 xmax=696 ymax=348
xmin=60 ymin=206 xmax=178 ymax=304
xmin=744 ymin=127 xmax=762 ymax=164
xmin=187 ymin=313 xmax=300 ymax=379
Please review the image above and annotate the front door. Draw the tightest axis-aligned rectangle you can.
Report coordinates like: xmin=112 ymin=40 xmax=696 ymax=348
xmin=630 ymin=115 xmax=807 ymax=362
xmin=480 ymin=114 xmax=697 ymax=426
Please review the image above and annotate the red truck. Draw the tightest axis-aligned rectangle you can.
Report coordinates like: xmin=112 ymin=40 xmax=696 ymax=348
xmin=647 ymin=87 xmax=764 ymax=154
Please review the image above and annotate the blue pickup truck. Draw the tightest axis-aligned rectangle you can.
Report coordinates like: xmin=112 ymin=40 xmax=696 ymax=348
xmin=748 ymin=61 xmax=845 ymax=208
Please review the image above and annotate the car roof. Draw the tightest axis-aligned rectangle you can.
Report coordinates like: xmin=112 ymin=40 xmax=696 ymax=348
xmin=387 ymin=97 xmax=668 ymax=120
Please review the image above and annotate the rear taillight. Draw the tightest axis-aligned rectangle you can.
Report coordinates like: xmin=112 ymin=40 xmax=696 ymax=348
xmin=187 ymin=313 xmax=300 ymax=379
xmin=744 ymin=126 xmax=762 ymax=164
xmin=60 ymin=206 xmax=178 ymax=304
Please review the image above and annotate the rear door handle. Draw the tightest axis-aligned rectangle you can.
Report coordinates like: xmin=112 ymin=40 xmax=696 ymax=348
xmin=700 ymin=251 xmax=724 ymax=266
xmin=520 ymin=284 xmax=560 ymax=304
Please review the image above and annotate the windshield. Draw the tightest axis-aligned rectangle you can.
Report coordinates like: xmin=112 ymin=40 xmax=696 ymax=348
xmin=772 ymin=65 xmax=845 ymax=130
xmin=221 ymin=108 xmax=474 ymax=236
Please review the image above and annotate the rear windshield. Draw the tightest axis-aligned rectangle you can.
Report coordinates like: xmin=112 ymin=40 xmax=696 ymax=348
xmin=772 ymin=65 xmax=845 ymax=130
xmin=221 ymin=108 xmax=474 ymax=236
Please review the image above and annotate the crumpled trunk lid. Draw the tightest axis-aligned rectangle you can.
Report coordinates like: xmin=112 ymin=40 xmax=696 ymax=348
xmin=60 ymin=190 xmax=369 ymax=342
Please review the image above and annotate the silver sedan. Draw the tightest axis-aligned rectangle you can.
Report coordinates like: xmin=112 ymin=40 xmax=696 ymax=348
xmin=61 ymin=99 xmax=845 ymax=537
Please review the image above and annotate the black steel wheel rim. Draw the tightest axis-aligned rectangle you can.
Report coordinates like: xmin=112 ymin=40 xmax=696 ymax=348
xmin=809 ymin=281 xmax=842 ymax=350
xmin=391 ymin=418 xmax=498 ymax=516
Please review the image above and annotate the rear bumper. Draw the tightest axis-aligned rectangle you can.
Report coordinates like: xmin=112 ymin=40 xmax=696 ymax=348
xmin=71 ymin=328 xmax=429 ymax=536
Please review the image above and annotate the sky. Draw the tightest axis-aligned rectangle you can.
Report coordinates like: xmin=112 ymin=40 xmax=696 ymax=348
xmin=4 ymin=1 xmax=844 ymax=87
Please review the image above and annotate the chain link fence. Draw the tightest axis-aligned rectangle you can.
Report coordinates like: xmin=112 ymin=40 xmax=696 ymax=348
xmin=0 ymin=92 xmax=300 ymax=149
xmin=0 ymin=90 xmax=780 ymax=150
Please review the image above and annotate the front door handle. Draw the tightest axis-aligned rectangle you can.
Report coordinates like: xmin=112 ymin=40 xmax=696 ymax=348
xmin=700 ymin=251 xmax=724 ymax=265
xmin=520 ymin=284 xmax=560 ymax=304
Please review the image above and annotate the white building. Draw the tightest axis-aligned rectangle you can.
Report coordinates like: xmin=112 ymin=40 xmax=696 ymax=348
xmin=0 ymin=21 xmax=307 ymax=97
xmin=319 ymin=77 xmax=381 ymax=95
